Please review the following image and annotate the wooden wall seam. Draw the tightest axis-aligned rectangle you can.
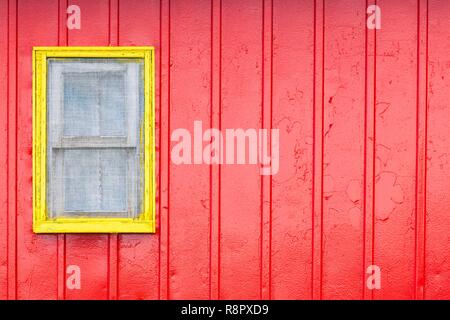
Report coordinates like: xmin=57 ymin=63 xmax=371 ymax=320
xmin=260 ymin=0 xmax=273 ymax=301
xmin=7 ymin=0 xmax=18 ymax=300
xmin=414 ymin=0 xmax=428 ymax=300
xmin=363 ymin=0 xmax=377 ymax=300
xmin=158 ymin=0 xmax=170 ymax=300
xmin=209 ymin=0 xmax=221 ymax=300
xmin=312 ymin=0 xmax=325 ymax=300
xmin=57 ymin=0 xmax=68 ymax=301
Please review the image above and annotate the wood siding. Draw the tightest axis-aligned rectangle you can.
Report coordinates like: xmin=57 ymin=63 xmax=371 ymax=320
xmin=0 ymin=0 xmax=449 ymax=299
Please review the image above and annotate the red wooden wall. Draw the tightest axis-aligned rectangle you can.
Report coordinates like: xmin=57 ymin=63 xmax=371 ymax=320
xmin=0 ymin=0 xmax=449 ymax=300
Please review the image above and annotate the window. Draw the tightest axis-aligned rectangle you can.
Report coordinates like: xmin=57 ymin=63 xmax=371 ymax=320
xmin=33 ymin=47 xmax=155 ymax=233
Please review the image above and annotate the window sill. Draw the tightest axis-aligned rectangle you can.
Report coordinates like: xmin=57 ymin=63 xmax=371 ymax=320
xmin=33 ymin=218 xmax=155 ymax=234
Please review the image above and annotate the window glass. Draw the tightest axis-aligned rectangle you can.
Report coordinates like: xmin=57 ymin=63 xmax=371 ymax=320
xmin=63 ymin=72 xmax=127 ymax=136
xmin=63 ymin=149 xmax=128 ymax=214
xmin=46 ymin=58 xmax=144 ymax=218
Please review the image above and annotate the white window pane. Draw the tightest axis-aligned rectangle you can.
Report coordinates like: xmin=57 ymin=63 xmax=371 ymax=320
xmin=63 ymin=149 xmax=128 ymax=214
xmin=63 ymin=72 xmax=105 ymax=136
xmin=47 ymin=58 xmax=143 ymax=139
xmin=99 ymin=73 xmax=127 ymax=136
xmin=63 ymin=72 xmax=128 ymax=136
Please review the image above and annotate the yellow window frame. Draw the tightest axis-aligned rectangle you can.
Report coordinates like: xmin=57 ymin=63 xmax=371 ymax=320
xmin=33 ymin=46 xmax=156 ymax=233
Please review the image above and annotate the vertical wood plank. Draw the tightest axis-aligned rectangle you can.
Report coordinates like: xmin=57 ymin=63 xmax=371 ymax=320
xmin=6 ymin=0 xmax=17 ymax=300
xmin=0 ymin=0 xmax=9 ymax=300
xmin=209 ymin=0 xmax=221 ymax=300
xmin=425 ymin=0 xmax=450 ymax=300
xmin=374 ymin=0 xmax=418 ymax=299
xmin=414 ymin=0 xmax=428 ymax=300
xmin=312 ymin=0 xmax=325 ymax=300
xmin=159 ymin=0 xmax=171 ymax=300
xmin=107 ymin=235 xmax=118 ymax=300
xmin=168 ymin=0 xmax=211 ymax=299
xmin=270 ymin=0 xmax=314 ymax=299
xmin=321 ymin=0 xmax=366 ymax=299
xmin=260 ymin=0 xmax=272 ymax=300
xmin=219 ymin=0 xmax=262 ymax=299
xmin=363 ymin=0 xmax=377 ymax=301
